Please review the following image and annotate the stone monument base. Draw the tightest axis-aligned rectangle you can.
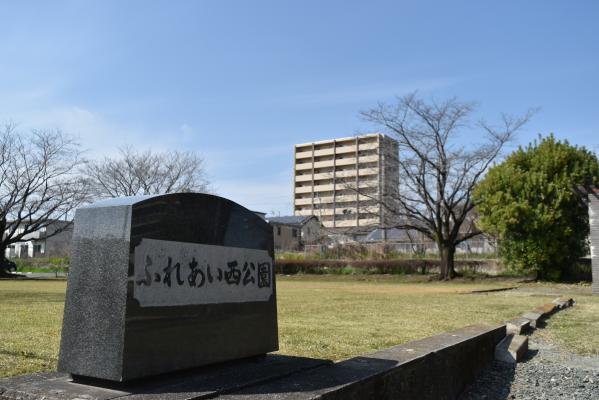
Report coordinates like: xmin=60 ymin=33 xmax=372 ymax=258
xmin=0 ymin=355 xmax=328 ymax=400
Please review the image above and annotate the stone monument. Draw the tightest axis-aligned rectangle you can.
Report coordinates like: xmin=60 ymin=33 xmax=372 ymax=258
xmin=58 ymin=193 xmax=278 ymax=382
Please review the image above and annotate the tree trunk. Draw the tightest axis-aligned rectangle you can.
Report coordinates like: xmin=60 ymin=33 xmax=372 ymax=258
xmin=0 ymin=244 xmax=9 ymax=277
xmin=439 ymin=244 xmax=456 ymax=280
xmin=0 ymin=217 xmax=7 ymax=265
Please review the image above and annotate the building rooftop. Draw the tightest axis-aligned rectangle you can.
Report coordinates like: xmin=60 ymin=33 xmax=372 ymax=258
xmin=294 ymin=133 xmax=392 ymax=148
xmin=266 ymin=215 xmax=315 ymax=226
xmin=362 ymin=228 xmax=413 ymax=242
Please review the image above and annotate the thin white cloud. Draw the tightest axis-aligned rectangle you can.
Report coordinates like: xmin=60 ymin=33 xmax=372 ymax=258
xmin=179 ymin=123 xmax=194 ymax=142
xmin=3 ymin=105 xmax=145 ymax=158
xmin=280 ymin=77 xmax=461 ymax=107
xmin=0 ymin=100 xmax=207 ymax=159
xmin=202 ymin=143 xmax=294 ymax=172
xmin=214 ymin=177 xmax=294 ymax=216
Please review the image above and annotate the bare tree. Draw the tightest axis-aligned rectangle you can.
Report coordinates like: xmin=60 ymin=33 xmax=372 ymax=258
xmin=0 ymin=124 xmax=88 ymax=268
xmin=84 ymin=147 xmax=210 ymax=198
xmin=360 ymin=93 xmax=533 ymax=279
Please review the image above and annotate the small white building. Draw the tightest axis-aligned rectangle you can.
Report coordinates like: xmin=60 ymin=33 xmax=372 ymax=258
xmin=5 ymin=220 xmax=73 ymax=259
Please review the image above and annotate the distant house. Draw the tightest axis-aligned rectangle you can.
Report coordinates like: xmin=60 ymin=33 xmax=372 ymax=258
xmin=361 ymin=227 xmax=496 ymax=255
xmin=5 ymin=220 xmax=73 ymax=259
xmin=267 ymin=215 xmax=322 ymax=251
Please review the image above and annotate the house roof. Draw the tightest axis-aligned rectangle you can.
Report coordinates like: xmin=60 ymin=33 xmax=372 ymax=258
xmin=266 ymin=215 xmax=316 ymax=226
xmin=362 ymin=228 xmax=414 ymax=242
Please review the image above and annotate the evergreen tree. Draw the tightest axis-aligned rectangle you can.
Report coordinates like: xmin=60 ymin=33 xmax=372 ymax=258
xmin=475 ymin=135 xmax=599 ymax=279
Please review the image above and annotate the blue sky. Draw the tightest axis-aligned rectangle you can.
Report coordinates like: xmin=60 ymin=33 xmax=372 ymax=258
xmin=1 ymin=1 xmax=598 ymax=214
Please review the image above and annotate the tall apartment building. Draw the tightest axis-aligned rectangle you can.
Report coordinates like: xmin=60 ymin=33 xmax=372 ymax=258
xmin=293 ymin=133 xmax=399 ymax=233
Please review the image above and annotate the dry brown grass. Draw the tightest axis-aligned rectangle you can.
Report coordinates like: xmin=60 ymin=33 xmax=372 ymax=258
xmin=0 ymin=276 xmax=593 ymax=378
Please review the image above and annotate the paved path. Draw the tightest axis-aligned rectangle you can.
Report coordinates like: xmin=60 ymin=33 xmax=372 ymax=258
xmin=459 ymin=336 xmax=599 ymax=399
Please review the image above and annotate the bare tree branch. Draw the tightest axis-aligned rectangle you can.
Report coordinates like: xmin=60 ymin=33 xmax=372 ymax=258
xmin=83 ymin=147 xmax=210 ymax=198
xmin=0 ymin=125 xmax=89 ymax=259
xmin=359 ymin=93 xmax=534 ymax=279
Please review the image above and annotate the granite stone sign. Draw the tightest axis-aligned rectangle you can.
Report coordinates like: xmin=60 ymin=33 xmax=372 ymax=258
xmin=133 ymin=239 xmax=273 ymax=306
xmin=58 ymin=193 xmax=278 ymax=382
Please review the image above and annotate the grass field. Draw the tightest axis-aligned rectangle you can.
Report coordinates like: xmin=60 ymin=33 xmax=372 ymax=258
xmin=0 ymin=276 xmax=596 ymax=378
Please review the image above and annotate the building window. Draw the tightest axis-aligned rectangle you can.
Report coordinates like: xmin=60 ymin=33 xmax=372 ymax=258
xmin=20 ymin=245 xmax=28 ymax=258
xmin=292 ymin=229 xmax=298 ymax=238
xmin=277 ymin=226 xmax=281 ymax=236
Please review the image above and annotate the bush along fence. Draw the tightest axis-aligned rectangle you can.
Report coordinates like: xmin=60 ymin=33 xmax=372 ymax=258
xmin=275 ymin=258 xmax=504 ymax=276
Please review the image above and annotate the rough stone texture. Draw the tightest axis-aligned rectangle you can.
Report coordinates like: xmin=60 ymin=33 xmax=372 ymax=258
xmin=589 ymin=189 xmax=599 ymax=295
xmin=522 ymin=311 xmax=543 ymax=328
xmin=58 ymin=193 xmax=278 ymax=382
xmin=552 ymin=296 xmax=574 ymax=309
xmin=495 ymin=334 xmax=528 ymax=364
xmin=506 ymin=317 xmax=531 ymax=335
xmin=0 ymin=355 xmax=328 ymax=400
xmin=532 ymin=303 xmax=557 ymax=317
xmin=0 ymin=325 xmax=505 ymax=400
xmin=219 ymin=324 xmax=506 ymax=400
xmin=460 ymin=337 xmax=599 ymax=400
xmin=58 ymin=203 xmax=133 ymax=381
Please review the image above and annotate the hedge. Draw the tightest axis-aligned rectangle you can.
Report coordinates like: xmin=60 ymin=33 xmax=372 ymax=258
xmin=274 ymin=259 xmax=500 ymax=275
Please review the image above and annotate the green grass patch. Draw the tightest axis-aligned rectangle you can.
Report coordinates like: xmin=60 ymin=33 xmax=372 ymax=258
xmin=0 ymin=276 xmax=594 ymax=378
xmin=13 ymin=257 xmax=69 ymax=274
xmin=0 ymin=281 xmax=65 ymax=377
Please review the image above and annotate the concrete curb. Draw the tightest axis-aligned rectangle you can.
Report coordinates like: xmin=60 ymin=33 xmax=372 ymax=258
xmin=495 ymin=334 xmax=528 ymax=364
xmin=506 ymin=317 xmax=531 ymax=335
xmin=552 ymin=296 xmax=574 ymax=309
xmin=464 ymin=286 xmax=519 ymax=294
xmin=498 ymin=295 xmax=575 ymax=365
xmin=221 ymin=324 xmax=507 ymax=400
xmin=521 ymin=295 xmax=575 ymax=328
xmin=521 ymin=311 xmax=543 ymax=328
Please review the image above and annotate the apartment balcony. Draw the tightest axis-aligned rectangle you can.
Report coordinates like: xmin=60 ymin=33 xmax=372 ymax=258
xmin=295 ymin=186 xmax=313 ymax=194
xmin=358 ymin=155 xmax=378 ymax=163
xmin=311 ymin=183 xmax=335 ymax=192
xmin=358 ymin=167 xmax=379 ymax=176
xmin=295 ymin=154 xmax=379 ymax=171
xmin=358 ymin=218 xmax=380 ymax=227
xmin=294 ymin=197 xmax=313 ymax=206
xmin=334 ymin=194 xmax=380 ymax=203
xmin=313 ymin=160 xmax=336 ymax=168
xmin=295 ymin=208 xmax=336 ymax=217
xmin=359 ymin=142 xmax=379 ymax=151
xmin=335 ymin=220 xmax=358 ymax=228
xmin=334 ymin=169 xmax=358 ymax=178
xmin=294 ymin=209 xmax=315 ymax=216
xmin=296 ymin=194 xmax=379 ymax=207
xmin=321 ymin=220 xmax=336 ymax=228
xmin=295 ymin=167 xmax=379 ymax=182
xmin=295 ymin=174 xmax=313 ymax=182
xmin=332 ymin=206 xmax=358 ymax=215
xmin=334 ymin=168 xmax=378 ymax=178
xmin=295 ymin=150 xmax=313 ymax=159
xmin=311 ymin=195 xmax=335 ymax=204
xmin=333 ymin=158 xmax=357 ymax=167
xmin=313 ymin=148 xmax=335 ymax=157
xmin=295 ymin=163 xmax=313 ymax=171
